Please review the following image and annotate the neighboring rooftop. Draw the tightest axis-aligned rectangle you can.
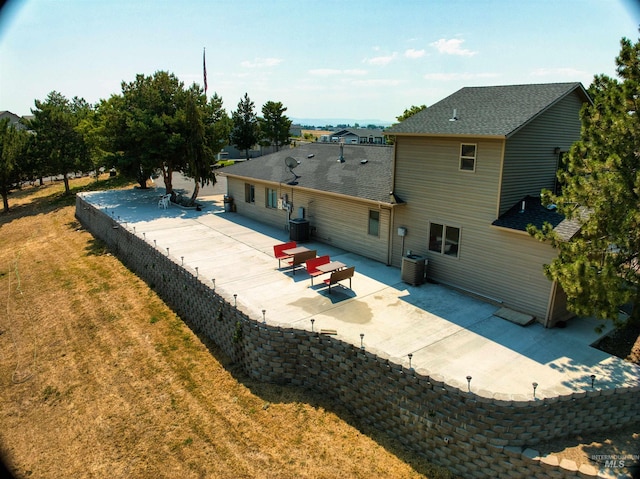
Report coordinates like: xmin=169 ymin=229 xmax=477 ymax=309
xmin=385 ymin=82 xmax=590 ymax=138
xmin=220 ymin=142 xmax=394 ymax=203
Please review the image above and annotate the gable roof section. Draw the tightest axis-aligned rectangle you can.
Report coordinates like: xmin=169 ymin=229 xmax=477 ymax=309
xmin=385 ymin=82 xmax=590 ymax=138
xmin=492 ymin=195 xmax=581 ymax=241
xmin=332 ymin=128 xmax=386 ymax=138
xmin=220 ymin=143 xmax=394 ymax=204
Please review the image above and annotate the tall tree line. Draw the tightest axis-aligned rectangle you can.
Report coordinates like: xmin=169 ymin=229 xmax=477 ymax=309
xmin=2 ymin=70 xmax=294 ymax=212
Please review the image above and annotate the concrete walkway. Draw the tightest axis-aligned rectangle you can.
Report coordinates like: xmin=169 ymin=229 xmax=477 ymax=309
xmin=80 ymin=177 xmax=640 ymax=400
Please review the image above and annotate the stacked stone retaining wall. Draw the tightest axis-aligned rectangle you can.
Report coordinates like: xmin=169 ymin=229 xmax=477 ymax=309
xmin=76 ymin=195 xmax=640 ymax=478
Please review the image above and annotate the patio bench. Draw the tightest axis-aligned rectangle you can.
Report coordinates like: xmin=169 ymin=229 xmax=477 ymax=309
xmin=323 ymin=266 xmax=355 ymax=293
xmin=288 ymin=249 xmax=317 ymax=275
xmin=305 ymin=255 xmax=330 ymax=285
xmin=273 ymin=241 xmax=297 ymax=268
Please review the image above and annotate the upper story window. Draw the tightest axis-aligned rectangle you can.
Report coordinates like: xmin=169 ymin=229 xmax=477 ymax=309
xmin=266 ymin=188 xmax=278 ymax=208
xmin=368 ymin=210 xmax=380 ymax=236
xmin=244 ymin=183 xmax=255 ymax=203
xmin=460 ymin=143 xmax=476 ymax=172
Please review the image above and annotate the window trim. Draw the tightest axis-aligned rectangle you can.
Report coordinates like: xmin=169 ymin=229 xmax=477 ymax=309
xmin=428 ymin=221 xmax=461 ymax=258
xmin=265 ymin=187 xmax=278 ymax=208
xmin=459 ymin=143 xmax=477 ymax=172
xmin=368 ymin=209 xmax=380 ymax=237
xmin=244 ymin=183 xmax=255 ymax=203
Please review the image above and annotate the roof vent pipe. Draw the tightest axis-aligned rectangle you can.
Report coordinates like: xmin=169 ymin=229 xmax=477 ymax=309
xmin=449 ymin=109 xmax=458 ymax=122
xmin=338 ymin=140 xmax=345 ymax=163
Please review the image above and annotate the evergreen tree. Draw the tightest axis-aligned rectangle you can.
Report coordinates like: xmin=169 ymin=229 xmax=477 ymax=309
xmin=260 ymin=100 xmax=292 ymax=151
xmin=231 ymin=93 xmax=259 ymax=160
xmin=529 ymin=33 xmax=640 ymax=328
xmin=0 ymin=118 xmax=29 ymax=212
xmin=30 ymin=91 xmax=92 ymax=194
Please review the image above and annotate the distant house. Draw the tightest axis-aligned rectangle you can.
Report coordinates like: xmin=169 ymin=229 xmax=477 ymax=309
xmin=328 ymin=128 xmax=387 ymax=145
xmin=0 ymin=111 xmax=28 ymax=130
xmin=221 ymin=82 xmax=591 ymax=327
xmin=385 ymin=82 xmax=590 ymax=326
xmin=289 ymin=124 xmax=303 ymax=137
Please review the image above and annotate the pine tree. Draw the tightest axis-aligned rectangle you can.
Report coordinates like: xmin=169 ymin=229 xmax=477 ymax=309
xmin=231 ymin=93 xmax=259 ymax=160
xmin=529 ymin=34 xmax=640 ymax=328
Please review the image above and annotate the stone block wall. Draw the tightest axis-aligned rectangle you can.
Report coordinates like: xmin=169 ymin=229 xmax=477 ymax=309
xmin=76 ymin=196 xmax=640 ymax=479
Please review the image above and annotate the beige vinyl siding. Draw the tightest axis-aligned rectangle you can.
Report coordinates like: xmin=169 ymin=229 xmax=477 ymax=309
xmin=391 ymin=136 xmax=503 ymax=266
xmin=391 ymin=136 xmax=556 ymax=321
xmin=227 ymin=177 xmax=390 ymax=263
xmin=499 ymin=92 xmax=584 ymax=214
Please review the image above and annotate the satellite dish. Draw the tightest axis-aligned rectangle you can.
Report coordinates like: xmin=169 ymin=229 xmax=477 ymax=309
xmin=284 ymin=157 xmax=301 ymax=185
xmin=285 ymin=157 xmax=299 ymax=169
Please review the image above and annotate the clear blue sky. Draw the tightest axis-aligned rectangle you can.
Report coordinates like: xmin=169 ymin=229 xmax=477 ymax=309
xmin=1 ymin=0 xmax=639 ymax=124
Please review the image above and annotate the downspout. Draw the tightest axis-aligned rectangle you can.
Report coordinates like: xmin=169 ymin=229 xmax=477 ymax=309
xmin=387 ymin=139 xmax=399 ymax=266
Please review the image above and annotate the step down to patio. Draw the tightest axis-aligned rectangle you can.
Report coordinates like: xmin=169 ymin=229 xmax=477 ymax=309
xmin=494 ymin=307 xmax=535 ymax=326
xmin=320 ymin=329 xmax=337 ymax=335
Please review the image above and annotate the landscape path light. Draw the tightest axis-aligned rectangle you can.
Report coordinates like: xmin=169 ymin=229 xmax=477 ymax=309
xmin=408 ymin=353 xmax=413 ymax=370
xmin=360 ymin=333 xmax=364 ymax=350
xmin=590 ymin=374 xmax=596 ymax=389
xmin=311 ymin=318 xmax=315 ymax=332
xmin=466 ymin=375 xmax=472 ymax=392
xmin=532 ymin=382 xmax=538 ymax=398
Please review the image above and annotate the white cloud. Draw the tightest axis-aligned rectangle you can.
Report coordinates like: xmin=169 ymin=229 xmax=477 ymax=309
xmin=308 ymin=68 xmax=367 ymax=77
xmin=530 ymin=67 xmax=588 ymax=77
xmin=363 ymin=52 xmax=398 ymax=66
xmin=423 ymin=72 xmax=499 ymax=81
xmin=404 ymin=48 xmax=426 ymax=59
xmin=349 ymin=78 xmax=404 ymax=87
xmin=240 ymin=57 xmax=283 ymax=68
xmin=430 ymin=38 xmax=477 ymax=57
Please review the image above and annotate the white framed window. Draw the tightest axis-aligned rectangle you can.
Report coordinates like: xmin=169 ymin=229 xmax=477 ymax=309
xmin=368 ymin=210 xmax=380 ymax=236
xmin=428 ymin=222 xmax=460 ymax=257
xmin=266 ymin=188 xmax=277 ymax=208
xmin=244 ymin=183 xmax=255 ymax=203
xmin=460 ymin=143 xmax=476 ymax=172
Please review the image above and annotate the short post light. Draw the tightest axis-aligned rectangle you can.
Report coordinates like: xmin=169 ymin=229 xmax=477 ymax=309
xmin=262 ymin=309 xmax=266 ymax=324
xmin=408 ymin=353 xmax=413 ymax=370
xmin=311 ymin=318 xmax=315 ymax=332
xmin=466 ymin=375 xmax=472 ymax=392
xmin=360 ymin=333 xmax=364 ymax=350
xmin=233 ymin=294 xmax=237 ymax=307
xmin=590 ymin=374 xmax=596 ymax=389
xmin=532 ymin=382 xmax=538 ymax=398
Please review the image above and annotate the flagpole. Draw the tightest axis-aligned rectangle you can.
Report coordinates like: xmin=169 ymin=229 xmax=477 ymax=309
xmin=203 ymin=47 xmax=208 ymax=96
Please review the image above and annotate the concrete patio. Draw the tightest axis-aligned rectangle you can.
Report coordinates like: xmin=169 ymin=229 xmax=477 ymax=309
xmin=79 ymin=176 xmax=640 ymax=399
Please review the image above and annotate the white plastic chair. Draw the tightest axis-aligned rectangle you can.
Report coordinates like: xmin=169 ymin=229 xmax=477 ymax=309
xmin=158 ymin=194 xmax=170 ymax=209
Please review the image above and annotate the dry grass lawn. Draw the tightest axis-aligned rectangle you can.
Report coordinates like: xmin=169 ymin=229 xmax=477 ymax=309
xmin=0 ymin=177 xmax=452 ymax=479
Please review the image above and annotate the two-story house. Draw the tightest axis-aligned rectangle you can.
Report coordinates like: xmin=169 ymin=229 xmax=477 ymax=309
xmin=385 ymin=82 xmax=590 ymax=326
xmin=220 ymin=82 xmax=590 ymax=327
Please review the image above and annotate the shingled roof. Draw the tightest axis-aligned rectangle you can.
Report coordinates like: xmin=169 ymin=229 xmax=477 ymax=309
xmin=491 ymin=195 xmax=581 ymax=241
xmin=219 ymin=143 xmax=394 ymax=204
xmin=385 ymin=82 xmax=590 ymax=138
